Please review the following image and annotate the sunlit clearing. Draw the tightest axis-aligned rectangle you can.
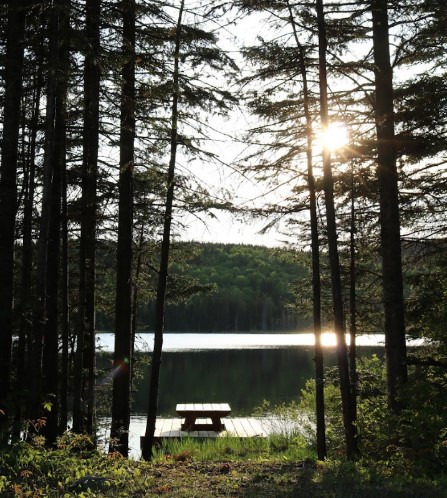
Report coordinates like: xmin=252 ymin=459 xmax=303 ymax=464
xmin=319 ymin=122 xmax=348 ymax=151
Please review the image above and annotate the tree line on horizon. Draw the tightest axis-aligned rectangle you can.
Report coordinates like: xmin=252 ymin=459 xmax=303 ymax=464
xmin=118 ymin=242 xmax=312 ymax=332
xmin=0 ymin=0 xmax=446 ymax=466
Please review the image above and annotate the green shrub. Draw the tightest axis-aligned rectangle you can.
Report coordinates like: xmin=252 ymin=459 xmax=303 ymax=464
xmin=297 ymin=354 xmax=447 ymax=475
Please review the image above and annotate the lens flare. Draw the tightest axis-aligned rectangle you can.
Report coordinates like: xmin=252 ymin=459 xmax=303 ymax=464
xmin=319 ymin=122 xmax=348 ymax=152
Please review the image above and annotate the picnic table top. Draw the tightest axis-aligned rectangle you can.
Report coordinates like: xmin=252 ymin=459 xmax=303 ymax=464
xmin=176 ymin=403 xmax=231 ymax=415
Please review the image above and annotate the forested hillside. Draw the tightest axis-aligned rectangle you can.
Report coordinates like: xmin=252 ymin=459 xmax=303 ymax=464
xmin=137 ymin=243 xmax=311 ymax=332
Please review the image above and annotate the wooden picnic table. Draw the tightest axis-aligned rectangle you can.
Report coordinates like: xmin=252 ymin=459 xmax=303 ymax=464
xmin=176 ymin=403 xmax=231 ymax=432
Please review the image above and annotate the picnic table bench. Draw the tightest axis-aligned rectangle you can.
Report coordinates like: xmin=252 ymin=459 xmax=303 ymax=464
xmin=176 ymin=403 xmax=231 ymax=432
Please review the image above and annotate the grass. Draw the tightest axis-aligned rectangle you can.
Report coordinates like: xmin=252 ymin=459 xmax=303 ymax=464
xmin=1 ymin=433 xmax=446 ymax=497
xmin=152 ymin=433 xmax=313 ymax=463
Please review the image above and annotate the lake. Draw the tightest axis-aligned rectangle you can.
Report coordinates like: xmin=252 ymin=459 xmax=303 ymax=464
xmin=97 ymin=332 xmax=422 ymax=417
xmin=97 ymin=332 xmax=422 ymax=458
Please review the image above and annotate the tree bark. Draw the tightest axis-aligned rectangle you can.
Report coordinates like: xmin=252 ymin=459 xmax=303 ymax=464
xmin=0 ymin=0 xmax=27 ymax=439
xmin=371 ymin=0 xmax=407 ymax=411
xmin=30 ymin=3 xmax=58 ymax=423
xmin=59 ymin=126 xmax=70 ymax=434
xmin=29 ymin=0 xmax=66 ymax=428
xmin=110 ymin=0 xmax=136 ymax=456
xmin=131 ymin=224 xmax=145 ymax=394
xmin=42 ymin=0 xmax=70 ymax=444
xmin=349 ymin=166 xmax=358 ymax=422
xmin=315 ymin=0 xmax=357 ymax=460
xmin=73 ymin=0 xmax=101 ymax=435
xmin=142 ymin=0 xmax=185 ymax=461
xmin=15 ymin=25 xmax=43 ymax=435
xmin=286 ymin=0 xmax=326 ymax=461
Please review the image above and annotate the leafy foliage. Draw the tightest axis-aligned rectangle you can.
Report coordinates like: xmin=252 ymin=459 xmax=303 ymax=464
xmin=298 ymin=354 xmax=447 ymax=476
xmin=1 ymin=431 xmax=445 ymax=497
xmin=156 ymin=242 xmax=310 ymax=331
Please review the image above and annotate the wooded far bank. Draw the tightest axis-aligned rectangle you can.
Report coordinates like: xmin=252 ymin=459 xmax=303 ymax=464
xmin=98 ymin=242 xmax=312 ymax=332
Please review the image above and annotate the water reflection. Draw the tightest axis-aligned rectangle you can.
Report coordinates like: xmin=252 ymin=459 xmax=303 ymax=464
xmin=95 ymin=332 xmax=416 ymax=417
xmin=130 ymin=347 xmax=382 ymax=417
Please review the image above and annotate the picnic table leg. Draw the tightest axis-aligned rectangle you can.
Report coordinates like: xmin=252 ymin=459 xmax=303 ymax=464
xmin=181 ymin=414 xmax=196 ymax=431
xmin=211 ymin=416 xmax=224 ymax=431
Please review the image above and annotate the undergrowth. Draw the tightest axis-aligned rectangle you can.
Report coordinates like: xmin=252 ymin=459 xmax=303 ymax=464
xmin=2 ymin=354 xmax=447 ymax=496
xmin=1 ymin=430 xmax=446 ymax=497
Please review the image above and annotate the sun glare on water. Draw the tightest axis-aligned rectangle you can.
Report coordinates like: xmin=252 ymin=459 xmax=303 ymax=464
xmin=319 ymin=332 xmax=353 ymax=347
xmin=318 ymin=332 xmax=388 ymax=347
xmin=320 ymin=332 xmax=337 ymax=347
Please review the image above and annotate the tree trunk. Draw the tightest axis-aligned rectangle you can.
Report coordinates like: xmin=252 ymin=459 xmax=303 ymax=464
xmin=29 ymin=0 xmax=66 ymax=427
xmin=315 ymin=0 xmax=357 ymax=460
xmin=131 ymin=224 xmax=145 ymax=394
xmin=73 ymin=0 xmax=101 ymax=435
xmin=13 ymin=108 xmax=31 ymax=438
xmin=59 ymin=130 xmax=70 ymax=434
xmin=110 ymin=0 xmax=136 ymax=456
xmin=349 ymin=166 xmax=358 ymax=422
xmin=0 ymin=0 xmax=27 ymax=440
xmin=29 ymin=2 xmax=59 ymax=424
xmin=42 ymin=0 xmax=70 ymax=444
xmin=371 ymin=0 xmax=407 ymax=411
xmin=286 ymin=0 xmax=326 ymax=461
xmin=142 ymin=0 xmax=185 ymax=461
xmin=15 ymin=35 xmax=44 ymax=435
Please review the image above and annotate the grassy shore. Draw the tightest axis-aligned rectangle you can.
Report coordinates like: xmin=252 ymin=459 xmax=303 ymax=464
xmin=1 ymin=434 xmax=446 ymax=497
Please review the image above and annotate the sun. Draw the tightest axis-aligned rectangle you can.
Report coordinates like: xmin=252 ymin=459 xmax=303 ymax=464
xmin=318 ymin=122 xmax=349 ymax=152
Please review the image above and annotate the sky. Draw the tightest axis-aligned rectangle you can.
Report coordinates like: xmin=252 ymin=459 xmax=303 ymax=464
xmin=177 ymin=107 xmax=293 ymax=248
xmin=181 ymin=210 xmax=287 ymax=247
xmin=174 ymin=5 xmax=375 ymax=248
xmin=173 ymin=6 xmax=291 ymax=248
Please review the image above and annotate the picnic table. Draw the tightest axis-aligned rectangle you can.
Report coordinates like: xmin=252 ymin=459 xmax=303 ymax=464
xmin=176 ymin=403 xmax=231 ymax=432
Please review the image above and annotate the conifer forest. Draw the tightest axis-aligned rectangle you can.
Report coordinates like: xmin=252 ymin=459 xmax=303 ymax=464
xmin=0 ymin=0 xmax=447 ymax=469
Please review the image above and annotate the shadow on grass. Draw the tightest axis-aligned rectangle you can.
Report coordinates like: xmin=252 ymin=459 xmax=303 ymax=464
xmin=238 ymin=461 xmax=446 ymax=498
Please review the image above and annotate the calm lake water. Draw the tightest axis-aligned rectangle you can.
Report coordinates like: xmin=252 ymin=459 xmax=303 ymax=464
xmin=97 ymin=332 xmax=422 ymax=417
xmin=97 ymin=332 xmax=422 ymax=459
